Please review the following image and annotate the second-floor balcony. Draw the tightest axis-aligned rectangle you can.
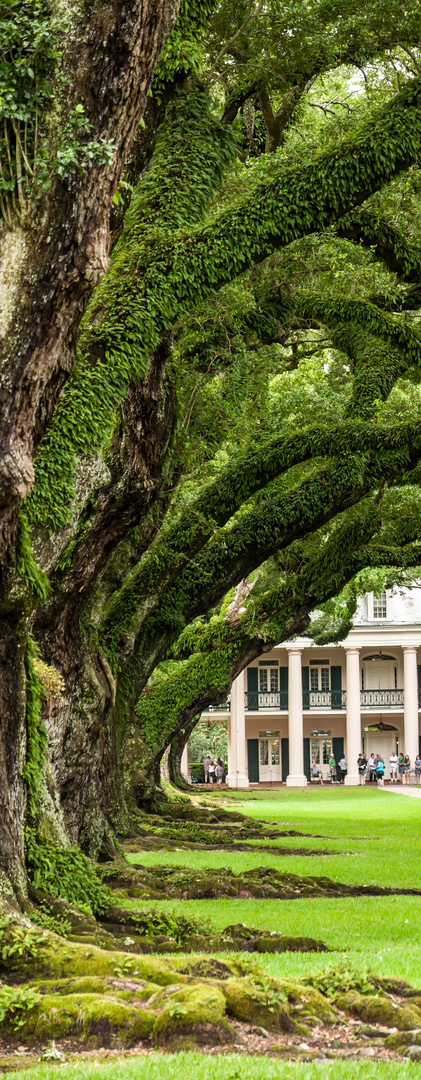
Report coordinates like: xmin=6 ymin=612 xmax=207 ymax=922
xmin=244 ymin=688 xmax=405 ymax=711
xmin=245 ymin=691 xmax=289 ymax=710
xmin=360 ymin=689 xmax=404 ymax=708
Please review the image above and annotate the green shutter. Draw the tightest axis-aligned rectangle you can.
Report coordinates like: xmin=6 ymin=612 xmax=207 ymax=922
xmin=302 ymin=666 xmax=309 ymax=710
xmin=247 ymin=739 xmax=259 ymax=783
xmin=418 ymin=666 xmax=421 ymax=708
xmin=247 ymin=667 xmax=259 ymax=710
xmin=331 ymin=665 xmax=342 ymax=709
xmin=332 ymin=737 xmax=344 ymax=765
xmin=280 ymin=667 xmax=288 ymax=709
xmin=303 ymin=738 xmax=311 ymax=780
xmin=281 ymin=738 xmax=289 ymax=782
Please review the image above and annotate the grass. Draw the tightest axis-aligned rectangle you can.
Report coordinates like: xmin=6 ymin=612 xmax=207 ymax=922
xmin=127 ymin=787 xmax=421 ymax=886
xmin=10 ymin=787 xmax=421 ymax=1078
xmin=126 ymin=788 xmax=421 ymax=983
xmin=8 ymin=1057 xmax=421 ymax=1080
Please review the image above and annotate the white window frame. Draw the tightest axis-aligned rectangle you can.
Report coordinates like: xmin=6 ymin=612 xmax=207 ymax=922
xmin=259 ymin=666 xmax=279 ymax=693
xmin=309 ymin=664 xmax=330 ymax=692
xmin=310 ymin=730 xmax=332 ymax=766
xmin=367 ymin=590 xmax=391 ymax=621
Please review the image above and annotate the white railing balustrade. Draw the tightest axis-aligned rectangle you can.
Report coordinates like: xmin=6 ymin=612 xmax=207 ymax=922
xmin=360 ymin=689 xmax=404 ymax=708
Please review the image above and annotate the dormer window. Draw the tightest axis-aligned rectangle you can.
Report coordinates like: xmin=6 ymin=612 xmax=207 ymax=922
xmin=372 ymin=592 xmax=387 ymax=619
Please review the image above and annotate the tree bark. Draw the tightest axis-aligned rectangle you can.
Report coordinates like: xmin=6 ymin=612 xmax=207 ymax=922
xmin=0 ymin=0 xmax=179 ymax=888
xmin=0 ymin=0 xmax=179 ymax=552
xmin=0 ymin=614 xmax=29 ymax=898
xmin=29 ymin=338 xmax=177 ymax=855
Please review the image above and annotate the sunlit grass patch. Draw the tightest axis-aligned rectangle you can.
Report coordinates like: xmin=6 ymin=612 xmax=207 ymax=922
xmin=8 ymin=1052 xmax=421 ymax=1080
xmin=127 ymin=787 xmax=421 ymax=888
xmin=124 ymin=893 xmax=419 ymax=954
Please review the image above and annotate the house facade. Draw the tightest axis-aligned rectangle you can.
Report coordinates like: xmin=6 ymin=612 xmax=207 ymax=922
xmin=196 ymin=587 xmax=421 ymax=786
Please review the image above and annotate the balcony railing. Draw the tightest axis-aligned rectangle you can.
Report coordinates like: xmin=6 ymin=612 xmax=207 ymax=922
xmin=304 ymin=690 xmax=346 ymax=709
xmin=244 ymin=691 xmax=289 ymax=710
xmin=244 ymin=688 xmax=406 ymax=710
xmin=360 ymin=689 xmax=404 ymax=708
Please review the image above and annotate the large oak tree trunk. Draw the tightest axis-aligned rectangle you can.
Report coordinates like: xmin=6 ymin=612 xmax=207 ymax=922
xmin=0 ymin=0 xmax=179 ymax=892
xmin=30 ymin=340 xmax=177 ymax=857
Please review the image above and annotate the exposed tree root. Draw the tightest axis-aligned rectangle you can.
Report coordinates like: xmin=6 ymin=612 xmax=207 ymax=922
xmin=101 ymin=862 xmax=421 ymax=901
xmin=0 ymin=787 xmax=421 ymax=1064
xmin=118 ymin=803 xmax=332 ymax=855
xmin=23 ymin=886 xmax=328 ymax=956
xmin=0 ymin=907 xmax=419 ymax=1064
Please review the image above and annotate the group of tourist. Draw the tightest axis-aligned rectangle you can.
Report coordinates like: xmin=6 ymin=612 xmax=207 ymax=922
xmin=312 ymin=750 xmax=421 ymax=786
xmin=203 ymin=755 xmax=225 ymax=784
xmin=357 ymin=751 xmax=421 ymax=785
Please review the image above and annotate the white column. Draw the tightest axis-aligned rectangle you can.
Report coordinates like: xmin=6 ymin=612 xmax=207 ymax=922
xmin=226 ymin=670 xmax=249 ymax=788
xmin=403 ymin=646 xmax=419 ymax=766
xmin=344 ymin=647 xmax=361 ymax=785
xmin=286 ymin=648 xmax=307 ymax=786
xmin=181 ymin=743 xmax=189 ymax=781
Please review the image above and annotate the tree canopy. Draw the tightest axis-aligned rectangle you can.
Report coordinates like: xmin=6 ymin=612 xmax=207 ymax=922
xmin=1 ymin=0 xmax=421 ymax=897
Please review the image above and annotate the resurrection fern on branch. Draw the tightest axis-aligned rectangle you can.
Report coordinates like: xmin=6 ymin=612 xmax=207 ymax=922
xmin=24 ymin=77 xmax=421 ymax=532
xmin=22 ymin=637 xmax=48 ymax=823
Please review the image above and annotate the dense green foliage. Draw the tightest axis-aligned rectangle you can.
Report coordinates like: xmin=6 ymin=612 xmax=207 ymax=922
xmin=187 ymin=719 xmax=228 ymax=764
xmin=5 ymin=0 xmax=421 ymax=865
xmin=0 ymin=0 xmax=60 ymax=224
xmin=22 ymin=637 xmax=48 ymax=822
xmin=26 ymin=78 xmax=421 ymax=531
xmin=26 ymin=840 xmax=111 ymax=916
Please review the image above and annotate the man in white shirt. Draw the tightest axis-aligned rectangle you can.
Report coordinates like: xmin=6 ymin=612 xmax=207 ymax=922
xmin=389 ymin=752 xmax=398 ymax=782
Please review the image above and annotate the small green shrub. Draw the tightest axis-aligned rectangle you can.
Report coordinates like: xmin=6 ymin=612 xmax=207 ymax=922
xmin=26 ymin=836 xmax=111 ymax=916
xmin=305 ymin=963 xmax=375 ymax=1001
xmin=0 ymin=983 xmax=39 ymax=1030
xmin=29 ymin=902 xmax=72 ymax=938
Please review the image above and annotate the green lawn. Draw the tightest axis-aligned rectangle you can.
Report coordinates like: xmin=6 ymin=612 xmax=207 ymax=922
xmin=127 ymin=788 xmax=421 ymax=982
xmin=127 ymin=787 xmax=421 ymax=886
xmin=8 ymin=1055 xmax=421 ymax=1080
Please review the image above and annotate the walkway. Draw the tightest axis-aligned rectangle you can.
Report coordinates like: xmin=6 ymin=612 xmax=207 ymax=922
xmin=380 ymin=784 xmax=421 ymax=799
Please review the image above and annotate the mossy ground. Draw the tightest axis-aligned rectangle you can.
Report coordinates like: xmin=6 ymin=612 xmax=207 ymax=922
xmin=1 ymin=787 xmax=421 ymax=1073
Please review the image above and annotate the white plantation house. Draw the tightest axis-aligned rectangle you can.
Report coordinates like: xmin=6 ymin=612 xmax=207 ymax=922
xmin=190 ymin=586 xmax=421 ymax=787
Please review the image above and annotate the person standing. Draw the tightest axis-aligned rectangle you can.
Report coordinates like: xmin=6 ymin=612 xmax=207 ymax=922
xmin=338 ymin=755 xmax=347 ymax=784
xmin=376 ymin=757 xmax=385 ymax=786
xmin=398 ymin=752 xmax=405 ymax=782
xmin=203 ymin=754 xmax=211 ymax=784
xmin=328 ymin=753 xmax=337 ymax=783
xmin=357 ymin=753 xmax=367 ymax=785
xmin=415 ymin=755 xmax=421 ymax=786
xmin=403 ymin=755 xmax=411 ymax=785
xmin=389 ymin=750 xmax=398 ymax=783
xmin=368 ymin=754 xmax=377 ymax=783
xmin=208 ymin=760 xmax=215 ymax=784
xmin=215 ymin=758 xmax=224 ymax=784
